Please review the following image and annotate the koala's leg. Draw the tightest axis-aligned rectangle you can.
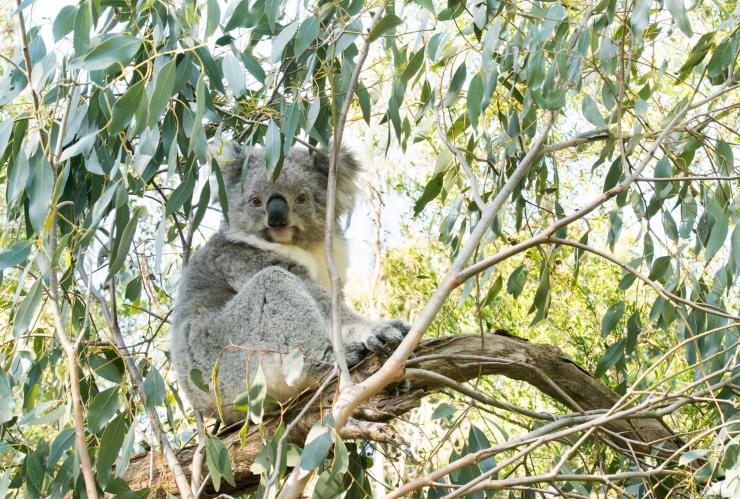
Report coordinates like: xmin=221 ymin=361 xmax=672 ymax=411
xmin=206 ymin=266 xmax=336 ymax=422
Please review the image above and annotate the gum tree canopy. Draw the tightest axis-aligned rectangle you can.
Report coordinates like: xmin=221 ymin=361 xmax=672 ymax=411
xmin=0 ymin=0 xmax=738 ymax=498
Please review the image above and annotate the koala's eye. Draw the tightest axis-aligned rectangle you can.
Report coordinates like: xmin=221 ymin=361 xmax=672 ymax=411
xmin=296 ymin=193 xmax=309 ymax=204
xmin=250 ymin=197 xmax=262 ymax=207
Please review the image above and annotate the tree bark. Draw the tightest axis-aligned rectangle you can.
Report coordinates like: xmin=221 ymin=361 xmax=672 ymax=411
xmin=122 ymin=332 xmax=681 ymax=496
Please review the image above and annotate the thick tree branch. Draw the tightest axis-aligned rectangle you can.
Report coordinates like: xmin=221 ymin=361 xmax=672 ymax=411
xmin=122 ymin=332 xmax=681 ymax=497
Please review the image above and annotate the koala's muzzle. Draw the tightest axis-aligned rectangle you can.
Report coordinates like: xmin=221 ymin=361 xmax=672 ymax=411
xmin=266 ymin=196 xmax=289 ymax=228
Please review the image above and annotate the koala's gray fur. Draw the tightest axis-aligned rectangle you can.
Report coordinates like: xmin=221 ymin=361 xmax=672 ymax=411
xmin=170 ymin=143 xmax=409 ymax=423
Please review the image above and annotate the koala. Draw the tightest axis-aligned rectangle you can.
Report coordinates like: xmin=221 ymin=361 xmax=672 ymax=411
xmin=170 ymin=143 xmax=410 ymax=423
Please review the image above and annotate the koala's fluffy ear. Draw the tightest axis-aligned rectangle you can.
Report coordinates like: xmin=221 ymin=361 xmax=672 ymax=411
xmin=210 ymin=140 xmax=248 ymax=185
xmin=312 ymin=147 xmax=362 ymax=216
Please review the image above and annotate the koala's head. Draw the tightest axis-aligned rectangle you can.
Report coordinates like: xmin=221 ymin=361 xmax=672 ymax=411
xmin=215 ymin=142 xmax=361 ymax=247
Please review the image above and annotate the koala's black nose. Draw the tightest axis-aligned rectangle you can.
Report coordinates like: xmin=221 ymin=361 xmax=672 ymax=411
xmin=266 ymin=196 xmax=289 ymax=228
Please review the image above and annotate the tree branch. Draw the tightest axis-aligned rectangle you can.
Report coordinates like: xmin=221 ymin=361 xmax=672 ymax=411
xmin=121 ymin=332 xmax=681 ymax=496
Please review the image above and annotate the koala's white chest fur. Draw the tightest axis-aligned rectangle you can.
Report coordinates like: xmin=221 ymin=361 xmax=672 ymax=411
xmin=224 ymin=232 xmax=348 ymax=289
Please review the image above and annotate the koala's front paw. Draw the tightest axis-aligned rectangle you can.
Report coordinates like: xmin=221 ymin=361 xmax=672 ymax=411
xmin=365 ymin=319 xmax=411 ymax=356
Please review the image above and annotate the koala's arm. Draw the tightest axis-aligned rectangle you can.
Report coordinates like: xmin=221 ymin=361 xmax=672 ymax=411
xmin=301 ymin=279 xmax=411 ymax=358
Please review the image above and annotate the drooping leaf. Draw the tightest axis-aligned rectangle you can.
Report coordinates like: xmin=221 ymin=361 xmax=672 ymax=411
xmin=582 ymin=95 xmax=606 ymax=127
xmin=222 ymin=53 xmax=246 ymax=98
xmin=109 ymin=80 xmax=145 ymax=134
xmin=368 ymin=14 xmax=404 ymax=42
xmin=107 ymin=206 xmax=146 ymax=279
xmin=96 ymin=414 xmax=129 ymax=489
xmin=282 ymin=350 xmax=304 ymax=387
xmin=413 ymin=172 xmax=444 ymax=216
xmin=53 ymin=5 xmax=77 ymax=41
xmin=300 ymin=417 xmax=335 ymax=471
xmin=665 ymin=0 xmax=692 ymax=37
xmin=143 ymin=366 xmax=166 ymax=407
xmin=295 ymin=16 xmax=320 ymax=58
xmin=601 ymin=300 xmax=625 ymax=336
xmin=205 ymin=434 xmax=236 ymax=491
xmin=444 ymin=63 xmax=467 ymax=106
xmin=206 ymin=0 xmax=221 ymax=37
xmin=12 ymin=278 xmax=42 ymax=339
xmin=271 ymin=21 xmax=299 ymax=63
xmin=148 ymin=58 xmax=178 ymax=127
xmin=87 ymin=387 xmax=120 ymax=433
xmin=507 ymin=265 xmax=528 ymax=299
xmin=81 ymin=35 xmax=142 ymax=70
xmin=0 ymin=240 xmax=33 ymax=271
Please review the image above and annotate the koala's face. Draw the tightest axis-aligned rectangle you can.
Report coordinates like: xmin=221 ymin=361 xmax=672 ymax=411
xmin=218 ymin=144 xmax=359 ymax=247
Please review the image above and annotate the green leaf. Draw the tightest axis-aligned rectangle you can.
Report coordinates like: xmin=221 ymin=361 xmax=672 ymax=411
xmin=190 ymin=181 xmax=211 ymax=236
xmin=601 ymin=300 xmax=625 ymax=336
xmin=73 ymin=2 xmax=91 ymax=55
xmin=356 ymin=82 xmax=371 ymax=125
xmin=190 ymin=369 xmax=210 ymax=393
xmin=27 ymin=154 xmax=53 ymax=235
xmin=12 ymin=278 xmax=41 ymax=340
xmin=96 ymin=414 xmax=129 ymax=489
xmin=715 ymin=140 xmax=733 ymax=175
xmin=143 ymin=366 xmax=166 ymax=407
xmin=431 ymin=402 xmax=457 ymax=420
xmin=282 ymin=350 xmax=304 ymax=387
xmin=265 ymin=120 xmax=282 ymax=180
xmin=507 ymin=265 xmax=528 ymax=299
xmin=594 ymin=339 xmax=625 ymax=377
xmin=109 ymin=80 xmax=145 ymax=134
xmin=444 ymin=63 xmax=466 ymax=106
xmin=206 ymin=0 xmax=221 ymax=37
xmin=705 ymin=200 xmax=728 ymax=262
xmin=707 ymin=40 xmax=733 ymax=79
xmin=82 ymin=35 xmax=142 ymax=70
xmin=167 ymin=172 xmax=196 ymax=218
xmin=679 ymin=449 xmax=709 ymax=466
xmin=224 ymin=0 xmax=249 ymax=31
xmin=413 ymin=0 xmax=435 ymax=14
xmin=247 ymin=364 xmax=267 ymax=424
xmin=648 ymin=255 xmax=671 ymax=281
xmin=107 ymin=206 xmax=146 ymax=279
xmin=48 ymin=428 xmax=76 ymax=466
xmin=665 ymin=0 xmax=692 ymax=37
xmin=368 ymin=14 xmax=404 ymax=42
xmin=295 ymin=16 xmax=320 ymax=58
xmin=271 ymin=21 xmax=299 ymax=63
xmin=115 ymin=420 xmax=137 ymax=477
xmin=467 ymin=73 xmax=483 ymax=128
xmin=582 ymin=95 xmax=606 ymax=127
xmin=241 ymin=52 xmax=265 ymax=84
xmin=300 ymin=417 xmax=334 ymax=471
xmin=313 ymin=470 xmax=345 ymax=498
xmin=529 ymin=264 xmax=551 ymax=325
xmin=413 ymin=172 xmax=444 ymax=216
xmin=59 ymin=131 xmax=96 ymax=162
xmin=205 ymin=435 xmax=236 ymax=491
xmin=53 ymin=5 xmax=77 ymax=41
xmin=87 ymin=387 xmax=120 ymax=433
xmin=0 ymin=240 xmax=33 ymax=271
xmin=0 ymin=119 xmax=12 ymax=160
xmin=190 ymin=74 xmax=208 ymax=163
xmin=222 ymin=53 xmax=245 ymax=97
xmin=148 ymin=58 xmax=177 ymax=127
xmin=400 ymin=48 xmax=424 ymax=84
xmin=212 ymin=158 xmax=229 ymax=225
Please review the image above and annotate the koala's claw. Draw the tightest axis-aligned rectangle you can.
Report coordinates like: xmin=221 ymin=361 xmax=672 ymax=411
xmin=365 ymin=319 xmax=410 ymax=356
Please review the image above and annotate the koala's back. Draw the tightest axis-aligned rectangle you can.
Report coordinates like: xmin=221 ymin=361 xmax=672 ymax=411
xmin=171 ymin=233 xmax=265 ymax=411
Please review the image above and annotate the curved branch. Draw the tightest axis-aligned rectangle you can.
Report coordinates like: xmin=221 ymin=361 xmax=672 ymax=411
xmin=122 ymin=332 xmax=681 ymax=496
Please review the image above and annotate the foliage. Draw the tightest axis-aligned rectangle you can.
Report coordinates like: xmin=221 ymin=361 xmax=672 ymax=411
xmin=0 ymin=0 xmax=738 ymax=497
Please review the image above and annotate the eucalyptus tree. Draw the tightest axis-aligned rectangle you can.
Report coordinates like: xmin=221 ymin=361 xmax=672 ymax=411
xmin=0 ymin=0 xmax=737 ymax=497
